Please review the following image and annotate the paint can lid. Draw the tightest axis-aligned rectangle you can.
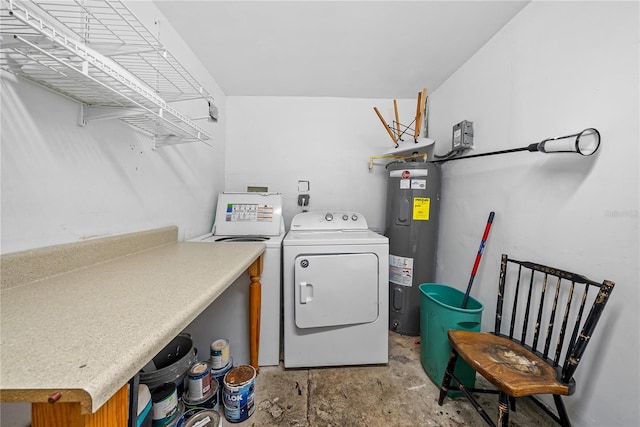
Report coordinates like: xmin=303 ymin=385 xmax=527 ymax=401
xmin=224 ymin=365 xmax=256 ymax=386
xmin=210 ymin=339 xmax=229 ymax=351
xmin=188 ymin=361 xmax=211 ymax=376
xmin=183 ymin=410 xmax=222 ymax=427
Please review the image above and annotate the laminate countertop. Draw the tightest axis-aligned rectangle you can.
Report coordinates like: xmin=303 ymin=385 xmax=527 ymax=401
xmin=0 ymin=226 xmax=265 ymax=414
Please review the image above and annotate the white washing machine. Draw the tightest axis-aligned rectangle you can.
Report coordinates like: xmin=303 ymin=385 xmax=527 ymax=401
xmin=190 ymin=192 xmax=284 ymax=366
xmin=283 ymin=211 xmax=389 ymax=368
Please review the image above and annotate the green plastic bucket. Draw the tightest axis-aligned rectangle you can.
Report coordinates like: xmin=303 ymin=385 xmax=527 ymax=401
xmin=419 ymin=283 xmax=483 ymax=396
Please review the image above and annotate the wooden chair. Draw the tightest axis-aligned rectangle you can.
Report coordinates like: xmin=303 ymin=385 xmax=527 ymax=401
xmin=438 ymin=254 xmax=614 ymax=427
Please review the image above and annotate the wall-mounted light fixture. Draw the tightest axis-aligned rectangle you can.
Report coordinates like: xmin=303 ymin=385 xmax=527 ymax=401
xmin=432 ymin=128 xmax=600 ymax=163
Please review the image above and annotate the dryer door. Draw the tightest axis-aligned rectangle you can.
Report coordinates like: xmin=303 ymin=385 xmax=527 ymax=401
xmin=294 ymin=253 xmax=379 ymax=328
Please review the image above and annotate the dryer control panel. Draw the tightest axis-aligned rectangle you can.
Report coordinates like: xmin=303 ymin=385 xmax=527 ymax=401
xmin=290 ymin=211 xmax=368 ymax=231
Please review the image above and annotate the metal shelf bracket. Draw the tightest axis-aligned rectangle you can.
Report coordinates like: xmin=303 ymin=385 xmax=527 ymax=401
xmin=79 ymin=105 xmax=144 ymax=126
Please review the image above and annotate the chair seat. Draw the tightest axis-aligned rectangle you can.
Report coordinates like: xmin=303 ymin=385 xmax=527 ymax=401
xmin=448 ymin=330 xmax=570 ymax=398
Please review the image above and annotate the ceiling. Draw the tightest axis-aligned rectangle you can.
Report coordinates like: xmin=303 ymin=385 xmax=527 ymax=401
xmin=153 ymin=1 xmax=529 ymax=99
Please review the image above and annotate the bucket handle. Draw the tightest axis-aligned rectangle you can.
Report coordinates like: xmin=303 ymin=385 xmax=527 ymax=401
xmin=168 ymin=333 xmax=194 ymax=361
xmin=178 ymin=332 xmax=197 ymax=356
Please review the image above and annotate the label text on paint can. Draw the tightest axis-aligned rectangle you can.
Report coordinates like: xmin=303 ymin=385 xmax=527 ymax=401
xmin=151 ymin=383 xmax=178 ymax=424
xmin=187 ymin=362 xmax=212 ymax=401
xmin=210 ymin=339 xmax=230 ymax=369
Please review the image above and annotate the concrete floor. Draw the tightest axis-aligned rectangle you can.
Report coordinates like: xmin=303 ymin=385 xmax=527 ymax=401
xmin=220 ymin=332 xmax=553 ymax=427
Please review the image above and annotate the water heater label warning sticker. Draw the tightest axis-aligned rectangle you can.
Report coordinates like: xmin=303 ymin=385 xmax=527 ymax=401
xmin=389 ymin=254 xmax=413 ymax=286
xmin=411 ymin=179 xmax=426 ymax=189
xmin=413 ymin=198 xmax=431 ymax=220
xmin=399 ymin=180 xmax=411 ymax=189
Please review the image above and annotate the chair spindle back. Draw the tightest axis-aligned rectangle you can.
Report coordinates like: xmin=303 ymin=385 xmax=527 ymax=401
xmin=495 ymin=254 xmax=614 ymax=384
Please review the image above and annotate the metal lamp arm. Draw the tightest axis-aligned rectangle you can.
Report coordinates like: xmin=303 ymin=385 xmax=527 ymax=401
xmin=432 ymin=128 xmax=600 ymax=163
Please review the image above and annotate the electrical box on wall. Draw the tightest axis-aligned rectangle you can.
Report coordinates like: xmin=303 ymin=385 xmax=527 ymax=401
xmin=452 ymin=120 xmax=474 ymax=151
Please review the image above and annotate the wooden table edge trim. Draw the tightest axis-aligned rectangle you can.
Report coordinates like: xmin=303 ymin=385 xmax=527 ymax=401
xmin=2 ymin=388 xmax=93 ymax=413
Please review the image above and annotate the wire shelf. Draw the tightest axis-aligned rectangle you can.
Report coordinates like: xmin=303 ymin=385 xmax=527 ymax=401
xmin=0 ymin=0 xmax=214 ymax=146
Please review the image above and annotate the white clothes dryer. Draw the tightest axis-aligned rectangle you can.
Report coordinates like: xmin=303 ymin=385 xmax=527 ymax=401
xmin=283 ymin=211 xmax=389 ymax=368
xmin=190 ymin=192 xmax=284 ymax=366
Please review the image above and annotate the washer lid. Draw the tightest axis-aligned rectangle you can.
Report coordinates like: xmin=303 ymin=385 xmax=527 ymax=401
xmin=214 ymin=236 xmax=270 ymax=242
xmin=213 ymin=192 xmax=284 ymax=236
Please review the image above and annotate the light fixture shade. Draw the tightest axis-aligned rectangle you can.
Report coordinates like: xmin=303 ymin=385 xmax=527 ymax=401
xmin=536 ymin=128 xmax=600 ymax=156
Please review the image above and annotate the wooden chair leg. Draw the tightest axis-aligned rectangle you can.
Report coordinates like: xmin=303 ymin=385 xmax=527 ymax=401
xmin=553 ymin=395 xmax=571 ymax=427
xmin=498 ymin=392 xmax=510 ymax=427
xmin=438 ymin=350 xmax=459 ymax=405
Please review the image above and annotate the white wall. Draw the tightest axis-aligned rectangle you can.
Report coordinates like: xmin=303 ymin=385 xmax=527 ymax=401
xmin=0 ymin=0 xmax=225 ymax=255
xmin=225 ymin=96 xmax=420 ymax=232
xmin=0 ymin=1 xmax=226 ymax=425
xmin=428 ymin=2 xmax=639 ymax=426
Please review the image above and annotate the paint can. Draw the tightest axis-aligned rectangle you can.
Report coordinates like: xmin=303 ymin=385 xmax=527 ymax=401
xmin=165 ymin=402 xmax=185 ymax=427
xmin=223 ymin=365 xmax=256 ymax=423
xmin=210 ymin=339 xmax=230 ymax=369
xmin=174 ymin=407 xmax=205 ymax=427
xmin=186 ymin=361 xmax=213 ymax=401
xmin=166 ymin=402 xmax=184 ymax=427
xmin=210 ymin=357 xmax=232 ymax=406
xmin=179 ymin=409 xmax=222 ymax=427
xmin=150 ymin=383 xmax=180 ymax=427
xmin=183 ymin=380 xmax=218 ymax=412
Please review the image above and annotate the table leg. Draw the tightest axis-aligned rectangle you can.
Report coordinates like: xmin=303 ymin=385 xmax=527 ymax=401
xmin=248 ymin=254 xmax=264 ymax=371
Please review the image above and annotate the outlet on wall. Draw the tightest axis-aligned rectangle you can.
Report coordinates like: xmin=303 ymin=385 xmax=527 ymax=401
xmin=298 ymin=194 xmax=310 ymax=206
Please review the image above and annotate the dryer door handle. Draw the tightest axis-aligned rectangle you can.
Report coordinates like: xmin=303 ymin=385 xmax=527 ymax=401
xmin=299 ymin=282 xmax=314 ymax=304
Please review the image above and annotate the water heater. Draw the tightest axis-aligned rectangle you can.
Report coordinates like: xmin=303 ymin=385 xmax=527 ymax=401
xmin=385 ymin=160 xmax=441 ymax=335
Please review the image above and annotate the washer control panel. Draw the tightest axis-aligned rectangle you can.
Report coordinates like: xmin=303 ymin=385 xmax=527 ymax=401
xmin=291 ymin=211 xmax=368 ymax=231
